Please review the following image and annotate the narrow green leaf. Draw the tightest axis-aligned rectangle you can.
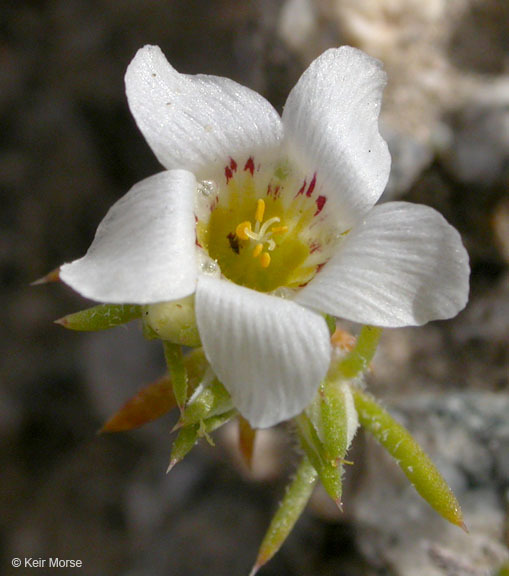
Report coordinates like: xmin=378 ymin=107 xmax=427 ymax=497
xmin=183 ymin=348 xmax=209 ymax=390
xmin=168 ymin=409 xmax=236 ymax=471
xmin=168 ymin=424 xmax=198 ymax=471
xmin=296 ymin=413 xmax=343 ymax=505
xmin=332 ymin=325 xmax=382 ymax=379
xmin=163 ymin=342 xmax=188 ymax=410
xmin=55 ymin=304 xmax=142 ymax=331
xmin=320 ymin=380 xmax=350 ymax=464
xmin=178 ymin=380 xmax=232 ymax=427
xmin=250 ymin=457 xmax=318 ymax=575
xmin=353 ymin=388 xmax=465 ymax=529
xmin=200 ymin=409 xmax=236 ymax=436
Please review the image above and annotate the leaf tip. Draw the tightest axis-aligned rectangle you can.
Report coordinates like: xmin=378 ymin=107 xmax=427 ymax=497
xmin=97 ymin=419 xmax=120 ymax=434
xmin=171 ymin=420 xmax=183 ymax=433
xmin=166 ymin=458 xmax=178 ymax=474
xmin=31 ymin=267 xmax=61 ymax=286
xmin=248 ymin=561 xmax=261 ymax=576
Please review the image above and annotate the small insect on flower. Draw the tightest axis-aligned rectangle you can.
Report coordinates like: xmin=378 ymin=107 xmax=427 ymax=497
xmin=56 ymin=45 xmax=469 ymax=429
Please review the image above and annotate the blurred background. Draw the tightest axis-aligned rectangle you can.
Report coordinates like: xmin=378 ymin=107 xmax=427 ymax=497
xmin=1 ymin=1 xmax=508 ymax=575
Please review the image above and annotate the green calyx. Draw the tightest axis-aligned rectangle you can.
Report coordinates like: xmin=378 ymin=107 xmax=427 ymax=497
xmin=144 ymin=294 xmax=201 ymax=347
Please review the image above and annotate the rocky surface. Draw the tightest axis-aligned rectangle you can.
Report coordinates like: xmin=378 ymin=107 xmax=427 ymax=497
xmin=352 ymin=393 xmax=509 ymax=576
xmin=1 ymin=1 xmax=508 ymax=575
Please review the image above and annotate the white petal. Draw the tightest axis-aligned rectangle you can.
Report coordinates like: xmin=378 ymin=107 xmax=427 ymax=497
xmin=125 ymin=45 xmax=283 ymax=178
xmin=195 ymin=276 xmax=331 ymax=428
xmin=295 ymin=202 xmax=470 ymax=327
xmin=60 ymin=170 xmax=197 ymax=304
xmin=283 ymin=47 xmax=391 ymax=230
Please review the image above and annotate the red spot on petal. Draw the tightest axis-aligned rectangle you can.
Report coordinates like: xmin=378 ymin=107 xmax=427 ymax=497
xmin=309 ymin=241 xmax=321 ymax=254
xmin=273 ymin=185 xmax=280 ymax=198
xmin=296 ymin=180 xmax=307 ymax=197
xmin=314 ymin=195 xmax=327 ymax=215
xmin=244 ymin=157 xmax=255 ymax=175
xmin=230 ymin=158 xmax=237 ymax=171
xmin=306 ymin=173 xmax=317 ymax=197
xmin=225 ymin=166 xmax=233 ymax=182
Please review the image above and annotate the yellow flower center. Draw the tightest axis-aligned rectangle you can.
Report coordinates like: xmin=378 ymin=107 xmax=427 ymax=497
xmin=234 ymin=199 xmax=288 ymax=269
xmin=196 ymin=157 xmax=337 ymax=293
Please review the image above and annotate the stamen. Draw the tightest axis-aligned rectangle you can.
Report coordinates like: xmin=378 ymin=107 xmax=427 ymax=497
xmin=252 ymin=243 xmax=263 ymax=258
xmin=236 ymin=221 xmax=252 ymax=240
xmin=259 ymin=216 xmax=280 ymax=238
xmin=232 ymin=201 xmax=285 ymax=267
xmin=244 ymin=228 xmax=258 ymax=241
xmin=255 ymin=199 xmax=265 ymax=223
xmin=260 ymin=252 xmax=271 ymax=268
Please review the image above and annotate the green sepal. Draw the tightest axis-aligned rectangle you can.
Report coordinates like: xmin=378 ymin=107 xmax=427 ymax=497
xmin=163 ymin=342 xmax=188 ymax=411
xmin=319 ymin=380 xmax=351 ymax=464
xmin=251 ymin=457 xmax=318 ymax=575
xmin=353 ymin=388 xmax=465 ymax=529
xmin=178 ymin=379 xmax=233 ymax=427
xmin=168 ymin=409 xmax=236 ymax=471
xmin=55 ymin=304 xmax=141 ymax=331
xmin=331 ymin=325 xmax=382 ymax=380
xmin=295 ymin=412 xmax=343 ymax=505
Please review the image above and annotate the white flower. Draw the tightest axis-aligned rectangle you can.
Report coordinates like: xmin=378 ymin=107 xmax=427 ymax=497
xmin=60 ymin=45 xmax=469 ymax=428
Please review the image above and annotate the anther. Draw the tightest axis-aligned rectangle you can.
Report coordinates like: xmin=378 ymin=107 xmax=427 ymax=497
xmin=253 ymin=243 xmax=263 ymax=258
xmin=271 ymin=225 xmax=288 ymax=234
xmin=255 ymin=199 xmax=265 ymax=223
xmin=236 ymin=221 xmax=252 ymax=240
xmin=260 ymin=252 xmax=271 ymax=268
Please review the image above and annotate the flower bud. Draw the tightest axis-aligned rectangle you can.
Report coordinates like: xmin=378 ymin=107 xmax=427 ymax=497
xmin=144 ymin=294 xmax=201 ymax=346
